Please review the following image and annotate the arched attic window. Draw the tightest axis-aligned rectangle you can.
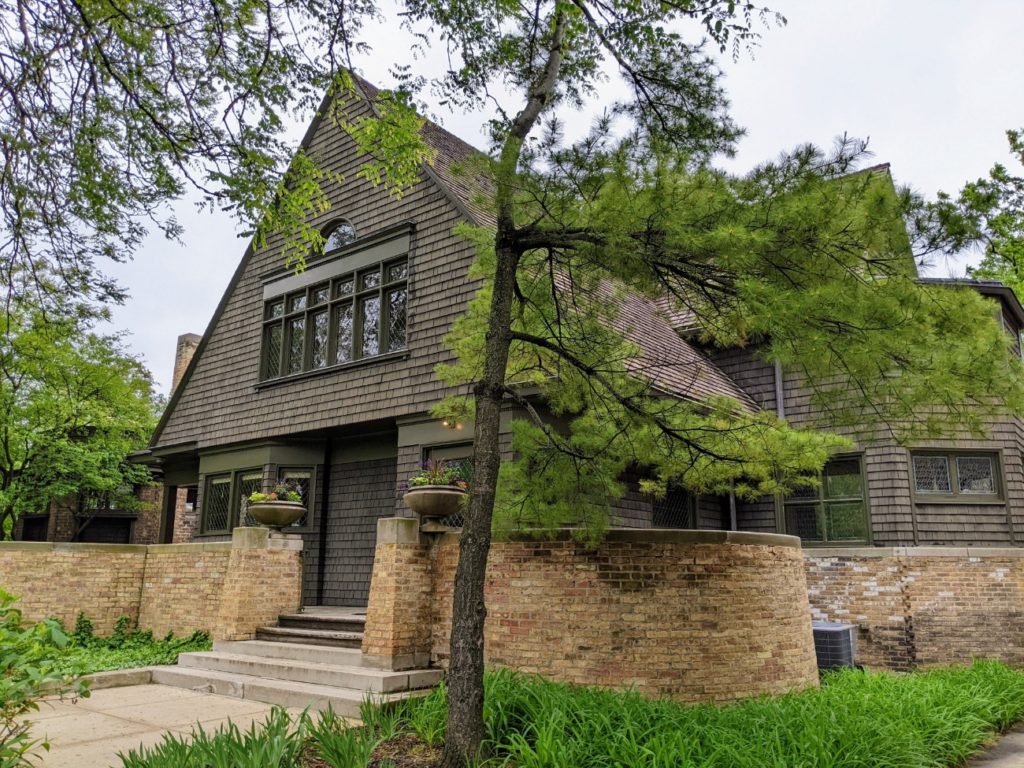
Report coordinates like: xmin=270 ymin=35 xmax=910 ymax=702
xmin=322 ymin=219 xmax=357 ymax=254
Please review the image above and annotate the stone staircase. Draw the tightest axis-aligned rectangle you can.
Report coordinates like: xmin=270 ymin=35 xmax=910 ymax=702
xmin=255 ymin=610 xmax=365 ymax=648
xmin=151 ymin=609 xmax=441 ymax=717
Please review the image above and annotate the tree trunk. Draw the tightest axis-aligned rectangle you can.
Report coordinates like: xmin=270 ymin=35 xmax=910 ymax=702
xmin=441 ymin=15 xmax=565 ymax=766
xmin=441 ymin=237 xmax=519 ymax=766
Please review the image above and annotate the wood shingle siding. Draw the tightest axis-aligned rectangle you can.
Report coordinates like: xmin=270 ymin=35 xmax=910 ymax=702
xmin=153 ymin=94 xmax=478 ymax=451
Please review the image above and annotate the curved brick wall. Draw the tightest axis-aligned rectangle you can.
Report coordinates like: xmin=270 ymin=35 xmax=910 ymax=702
xmin=364 ymin=525 xmax=820 ymax=703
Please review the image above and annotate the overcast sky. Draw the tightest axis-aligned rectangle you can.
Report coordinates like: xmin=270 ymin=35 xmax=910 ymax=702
xmin=102 ymin=0 xmax=1024 ymax=394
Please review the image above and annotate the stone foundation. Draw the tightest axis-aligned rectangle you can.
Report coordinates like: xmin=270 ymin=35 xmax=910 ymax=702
xmin=363 ymin=521 xmax=820 ymax=703
xmin=0 ymin=528 xmax=302 ymax=638
xmin=805 ymin=548 xmax=1024 ymax=670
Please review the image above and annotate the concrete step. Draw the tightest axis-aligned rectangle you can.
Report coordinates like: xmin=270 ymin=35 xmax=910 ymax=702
xmin=255 ymin=625 xmax=363 ymax=648
xmin=214 ymin=640 xmax=366 ymax=667
xmin=177 ymin=651 xmax=442 ymax=694
xmin=277 ymin=612 xmax=366 ymax=633
xmin=149 ymin=666 xmax=426 ymax=718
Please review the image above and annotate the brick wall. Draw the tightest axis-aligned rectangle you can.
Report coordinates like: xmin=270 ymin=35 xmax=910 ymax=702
xmin=806 ymin=548 xmax=1024 ymax=669
xmin=0 ymin=543 xmax=148 ymax=633
xmin=0 ymin=528 xmax=302 ymax=639
xmin=364 ymin=524 xmax=820 ymax=703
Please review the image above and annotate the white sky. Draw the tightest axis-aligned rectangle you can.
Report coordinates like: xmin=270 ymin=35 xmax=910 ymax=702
xmin=102 ymin=0 xmax=1024 ymax=394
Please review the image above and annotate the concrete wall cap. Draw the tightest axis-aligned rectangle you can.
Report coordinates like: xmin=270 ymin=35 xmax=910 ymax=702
xmin=377 ymin=516 xmax=424 ymax=545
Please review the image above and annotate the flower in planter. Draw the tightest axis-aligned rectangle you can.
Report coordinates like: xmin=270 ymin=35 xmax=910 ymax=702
xmin=248 ymin=480 xmax=303 ymax=504
xmin=407 ymin=459 xmax=471 ymax=492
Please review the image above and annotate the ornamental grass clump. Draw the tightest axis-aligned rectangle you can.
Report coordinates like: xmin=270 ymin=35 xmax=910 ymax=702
xmin=115 ymin=661 xmax=1024 ymax=768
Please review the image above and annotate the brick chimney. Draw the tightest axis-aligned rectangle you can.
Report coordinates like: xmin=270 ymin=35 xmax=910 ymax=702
xmin=172 ymin=333 xmax=202 ymax=393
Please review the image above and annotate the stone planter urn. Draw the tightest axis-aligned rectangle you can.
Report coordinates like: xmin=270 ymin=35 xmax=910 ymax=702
xmin=402 ymin=485 xmax=468 ymax=520
xmin=246 ymin=501 xmax=305 ymax=530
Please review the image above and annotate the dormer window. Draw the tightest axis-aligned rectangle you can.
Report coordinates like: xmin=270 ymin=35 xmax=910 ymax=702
xmin=323 ymin=219 xmax=356 ymax=253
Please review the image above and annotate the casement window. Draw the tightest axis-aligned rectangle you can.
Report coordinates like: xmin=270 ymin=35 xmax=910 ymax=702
xmin=783 ymin=456 xmax=868 ymax=544
xmin=261 ymin=257 xmax=408 ymax=381
xmin=911 ymin=451 xmax=1002 ymax=502
xmin=201 ymin=469 xmax=263 ymax=534
xmin=277 ymin=466 xmax=314 ymax=530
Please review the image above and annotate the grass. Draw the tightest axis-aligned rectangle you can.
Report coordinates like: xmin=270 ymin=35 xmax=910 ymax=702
xmin=118 ymin=661 xmax=1024 ymax=767
xmin=46 ymin=613 xmax=211 ymax=677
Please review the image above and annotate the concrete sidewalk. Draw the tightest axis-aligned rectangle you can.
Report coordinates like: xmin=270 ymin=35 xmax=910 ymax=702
xmin=970 ymin=725 xmax=1024 ymax=768
xmin=28 ymin=684 xmax=304 ymax=767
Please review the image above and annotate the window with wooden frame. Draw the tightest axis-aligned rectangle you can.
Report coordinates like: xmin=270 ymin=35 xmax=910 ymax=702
xmin=277 ymin=466 xmax=315 ymax=530
xmin=200 ymin=469 xmax=263 ymax=534
xmin=261 ymin=257 xmax=407 ymax=381
xmin=911 ymin=451 xmax=1003 ymax=502
xmin=783 ymin=456 xmax=868 ymax=544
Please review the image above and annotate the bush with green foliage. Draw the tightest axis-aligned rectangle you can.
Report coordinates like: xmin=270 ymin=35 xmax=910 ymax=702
xmin=117 ymin=661 xmax=1024 ymax=768
xmin=0 ymin=591 xmax=88 ymax=768
xmin=49 ymin=612 xmax=211 ymax=676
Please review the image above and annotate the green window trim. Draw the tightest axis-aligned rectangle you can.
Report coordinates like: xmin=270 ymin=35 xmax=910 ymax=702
xmin=911 ymin=450 xmax=1003 ymax=503
xmin=782 ymin=455 xmax=869 ymax=545
xmin=200 ymin=468 xmax=263 ymax=534
xmin=277 ymin=465 xmax=317 ymax=532
xmin=260 ymin=257 xmax=407 ymax=381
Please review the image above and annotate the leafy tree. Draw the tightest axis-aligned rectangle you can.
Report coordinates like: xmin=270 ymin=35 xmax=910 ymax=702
xmin=927 ymin=129 xmax=1024 ymax=294
xmin=0 ymin=310 xmax=159 ymax=538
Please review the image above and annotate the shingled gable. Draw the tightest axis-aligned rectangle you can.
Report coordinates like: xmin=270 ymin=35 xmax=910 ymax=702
xmin=151 ymin=78 xmax=754 ymax=450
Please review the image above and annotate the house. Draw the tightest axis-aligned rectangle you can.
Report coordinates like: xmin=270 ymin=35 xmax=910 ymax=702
xmin=137 ymin=78 xmax=1024 ymax=671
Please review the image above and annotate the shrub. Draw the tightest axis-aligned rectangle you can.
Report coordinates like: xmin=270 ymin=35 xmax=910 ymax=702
xmin=0 ymin=590 xmax=88 ymax=768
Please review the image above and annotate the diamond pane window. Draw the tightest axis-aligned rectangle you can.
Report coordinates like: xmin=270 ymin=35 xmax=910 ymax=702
xmin=785 ymin=503 xmax=822 ymax=541
xmin=264 ymin=324 xmax=282 ymax=379
xmin=387 ymin=289 xmax=407 ymax=352
xmin=238 ymin=472 xmax=263 ymax=527
xmin=335 ymin=303 xmax=353 ymax=364
xmin=203 ymin=476 xmax=232 ymax=533
xmin=911 ymin=452 xmax=1001 ymax=499
xmin=784 ymin=456 xmax=867 ymax=544
xmin=360 ymin=296 xmax=380 ymax=357
xmin=360 ymin=269 xmax=381 ymax=290
xmin=287 ymin=317 xmax=305 ymax=374
xmin=311 ymin=311 xmax=329 ymax=369
xmin=913 ymin=455 xmax=951 ymax=494
xmin=311 ymin=285 xmax=330 ymax=305
xmin=261 ymin=248 xmax=407 ymax=380
xmin=279 ymin=469 xmax=312 ymax=528
xmin=957 ymin=456 xmax=995 ymax=494
xmin=387 ymin=261 xmax=408 ymax=282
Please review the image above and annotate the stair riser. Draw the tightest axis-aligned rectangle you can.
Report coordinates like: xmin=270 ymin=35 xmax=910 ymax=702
xmin=177 ymin=653 xmax=409 ymax=693
xmin=277 ymin=618 xmax=365 ymax=633
xmin=255 ymin=629 xmax=362 ymax=648
xmin=150 ymin=667 xmax=365 ymax=718
xmin=214 ymin=640 xmax=367 ymax=666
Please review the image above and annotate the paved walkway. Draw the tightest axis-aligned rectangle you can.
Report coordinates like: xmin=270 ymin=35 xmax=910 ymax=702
xmin=970 ymin=725 xmax=1024 ymax=768
xmin=28 ymin=685 xmax=303 ymax=767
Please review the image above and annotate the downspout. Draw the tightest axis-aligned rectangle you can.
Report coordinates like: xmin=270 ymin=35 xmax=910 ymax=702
xmin=728 ymin=484 xmax=738 ymax=531
xmin=773 ymin=359 xmax=786 ymax=534
xmin=315 ymin=436 xmax=333 ymax=607
xmin=773 ymin=359 xmax=785 ymax=419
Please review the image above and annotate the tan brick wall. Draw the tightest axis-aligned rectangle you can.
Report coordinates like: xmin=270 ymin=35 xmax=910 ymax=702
xmin=0 ymin=528 xmax=302 ymax=640
xmin=212 ymin=528 xmax=304 ymax=641
xmin=364 ymin=525 xmax=820 ymax=703
xmin=137 ymin=543 xmax=232 ymax=636
xmin=0 ymin=543 xmax=148 ymax=633
xmin=806 ymin=548 xmax=1024 ymax=669
xmin=362 ymin=519 xmax=434 ymax=669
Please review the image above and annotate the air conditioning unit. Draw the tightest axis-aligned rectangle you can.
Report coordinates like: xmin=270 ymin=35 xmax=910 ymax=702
xmin=812 ymin=621 xmax=857 ymax=670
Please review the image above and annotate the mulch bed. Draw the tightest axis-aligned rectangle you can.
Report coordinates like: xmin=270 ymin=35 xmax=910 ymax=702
xmin=368 ymin=733 xmax=445 ymax=767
